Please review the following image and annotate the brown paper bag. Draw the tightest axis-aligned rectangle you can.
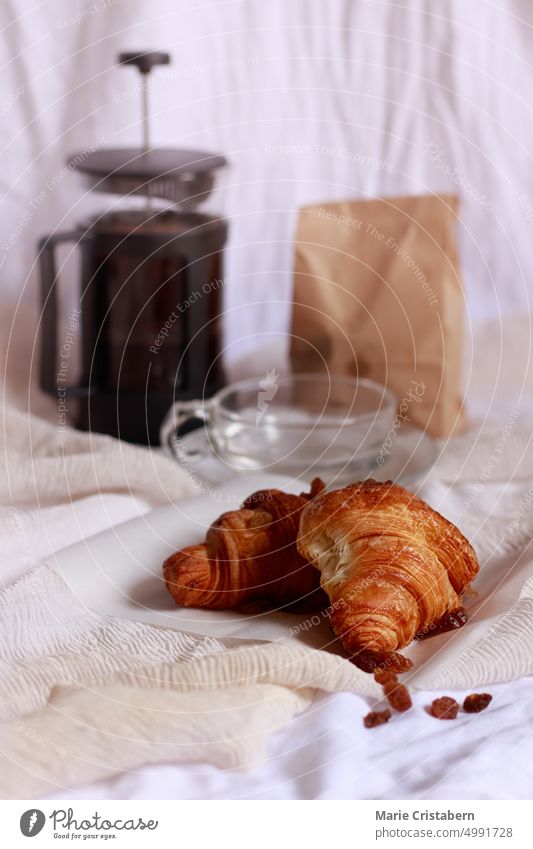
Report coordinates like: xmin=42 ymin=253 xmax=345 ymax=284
xmin=290 ymin=194 xmax=465 ymax=437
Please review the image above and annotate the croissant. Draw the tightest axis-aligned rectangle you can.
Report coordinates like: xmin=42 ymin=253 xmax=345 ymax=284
xmin=164 ymin=478 xmax=328 ymax=611
xmin=297 ymin=479 xmax=479 ymax=670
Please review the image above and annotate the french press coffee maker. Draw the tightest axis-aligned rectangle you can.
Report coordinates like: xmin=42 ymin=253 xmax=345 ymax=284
xmin=39 ymin=51 xmax=228 ymax=444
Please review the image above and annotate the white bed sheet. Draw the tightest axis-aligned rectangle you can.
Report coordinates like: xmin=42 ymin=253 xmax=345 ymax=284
xmin=47 ymin=677 xmax=533 ymax=801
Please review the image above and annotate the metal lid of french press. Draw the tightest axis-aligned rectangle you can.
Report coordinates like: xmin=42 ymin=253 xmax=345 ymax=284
xmin=67 ymin=51 xmax=226 ymax=208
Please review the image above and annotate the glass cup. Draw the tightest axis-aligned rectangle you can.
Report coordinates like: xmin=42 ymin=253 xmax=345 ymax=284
xmin=160 ymin=373 xmax=397 ymax=485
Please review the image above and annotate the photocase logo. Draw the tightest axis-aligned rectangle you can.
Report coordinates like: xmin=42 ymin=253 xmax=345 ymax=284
xmin=256 ymin=369 xmax=279 ymax=424
xmin=20 ymin=809 xmax=46 ymax=837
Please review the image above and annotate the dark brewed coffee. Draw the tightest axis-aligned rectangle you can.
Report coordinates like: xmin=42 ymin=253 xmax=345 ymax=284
xmin=40 ymin=209 xmax=227 ymax=444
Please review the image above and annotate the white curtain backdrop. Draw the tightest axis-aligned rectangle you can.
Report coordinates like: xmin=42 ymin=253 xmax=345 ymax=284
xmin=1 ymin=0 xmax=532 ymax=363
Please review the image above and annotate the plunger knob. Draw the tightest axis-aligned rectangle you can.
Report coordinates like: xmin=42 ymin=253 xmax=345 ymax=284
xmin=118 ymin=51 xmax=170 ymax=75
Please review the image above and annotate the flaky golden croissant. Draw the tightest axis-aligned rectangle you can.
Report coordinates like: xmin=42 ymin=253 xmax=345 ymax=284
xmin=164 ymin=478 xmax=327 ymax=611
xmin=297 ymin=479 xmax=479 ymax=670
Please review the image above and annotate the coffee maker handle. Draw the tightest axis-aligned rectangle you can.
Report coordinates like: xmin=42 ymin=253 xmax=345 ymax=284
xmin=38 ymin=230 xmax=85 ymax=396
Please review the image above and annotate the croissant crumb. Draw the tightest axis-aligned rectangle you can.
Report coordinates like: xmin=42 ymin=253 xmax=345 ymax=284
xmin=383 ymin=681 xmax=412 ymax=712
xmin=463 ymin=693 xmax=492 ymax=713
xmin=363 ymin=708 xmax=391 ymax=728
xmin=430 ymin=696 xmax=459 ymax=720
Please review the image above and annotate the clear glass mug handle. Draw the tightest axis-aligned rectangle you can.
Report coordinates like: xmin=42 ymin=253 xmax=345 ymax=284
xmin=159 ymin=399 xmax=212 ymax=465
